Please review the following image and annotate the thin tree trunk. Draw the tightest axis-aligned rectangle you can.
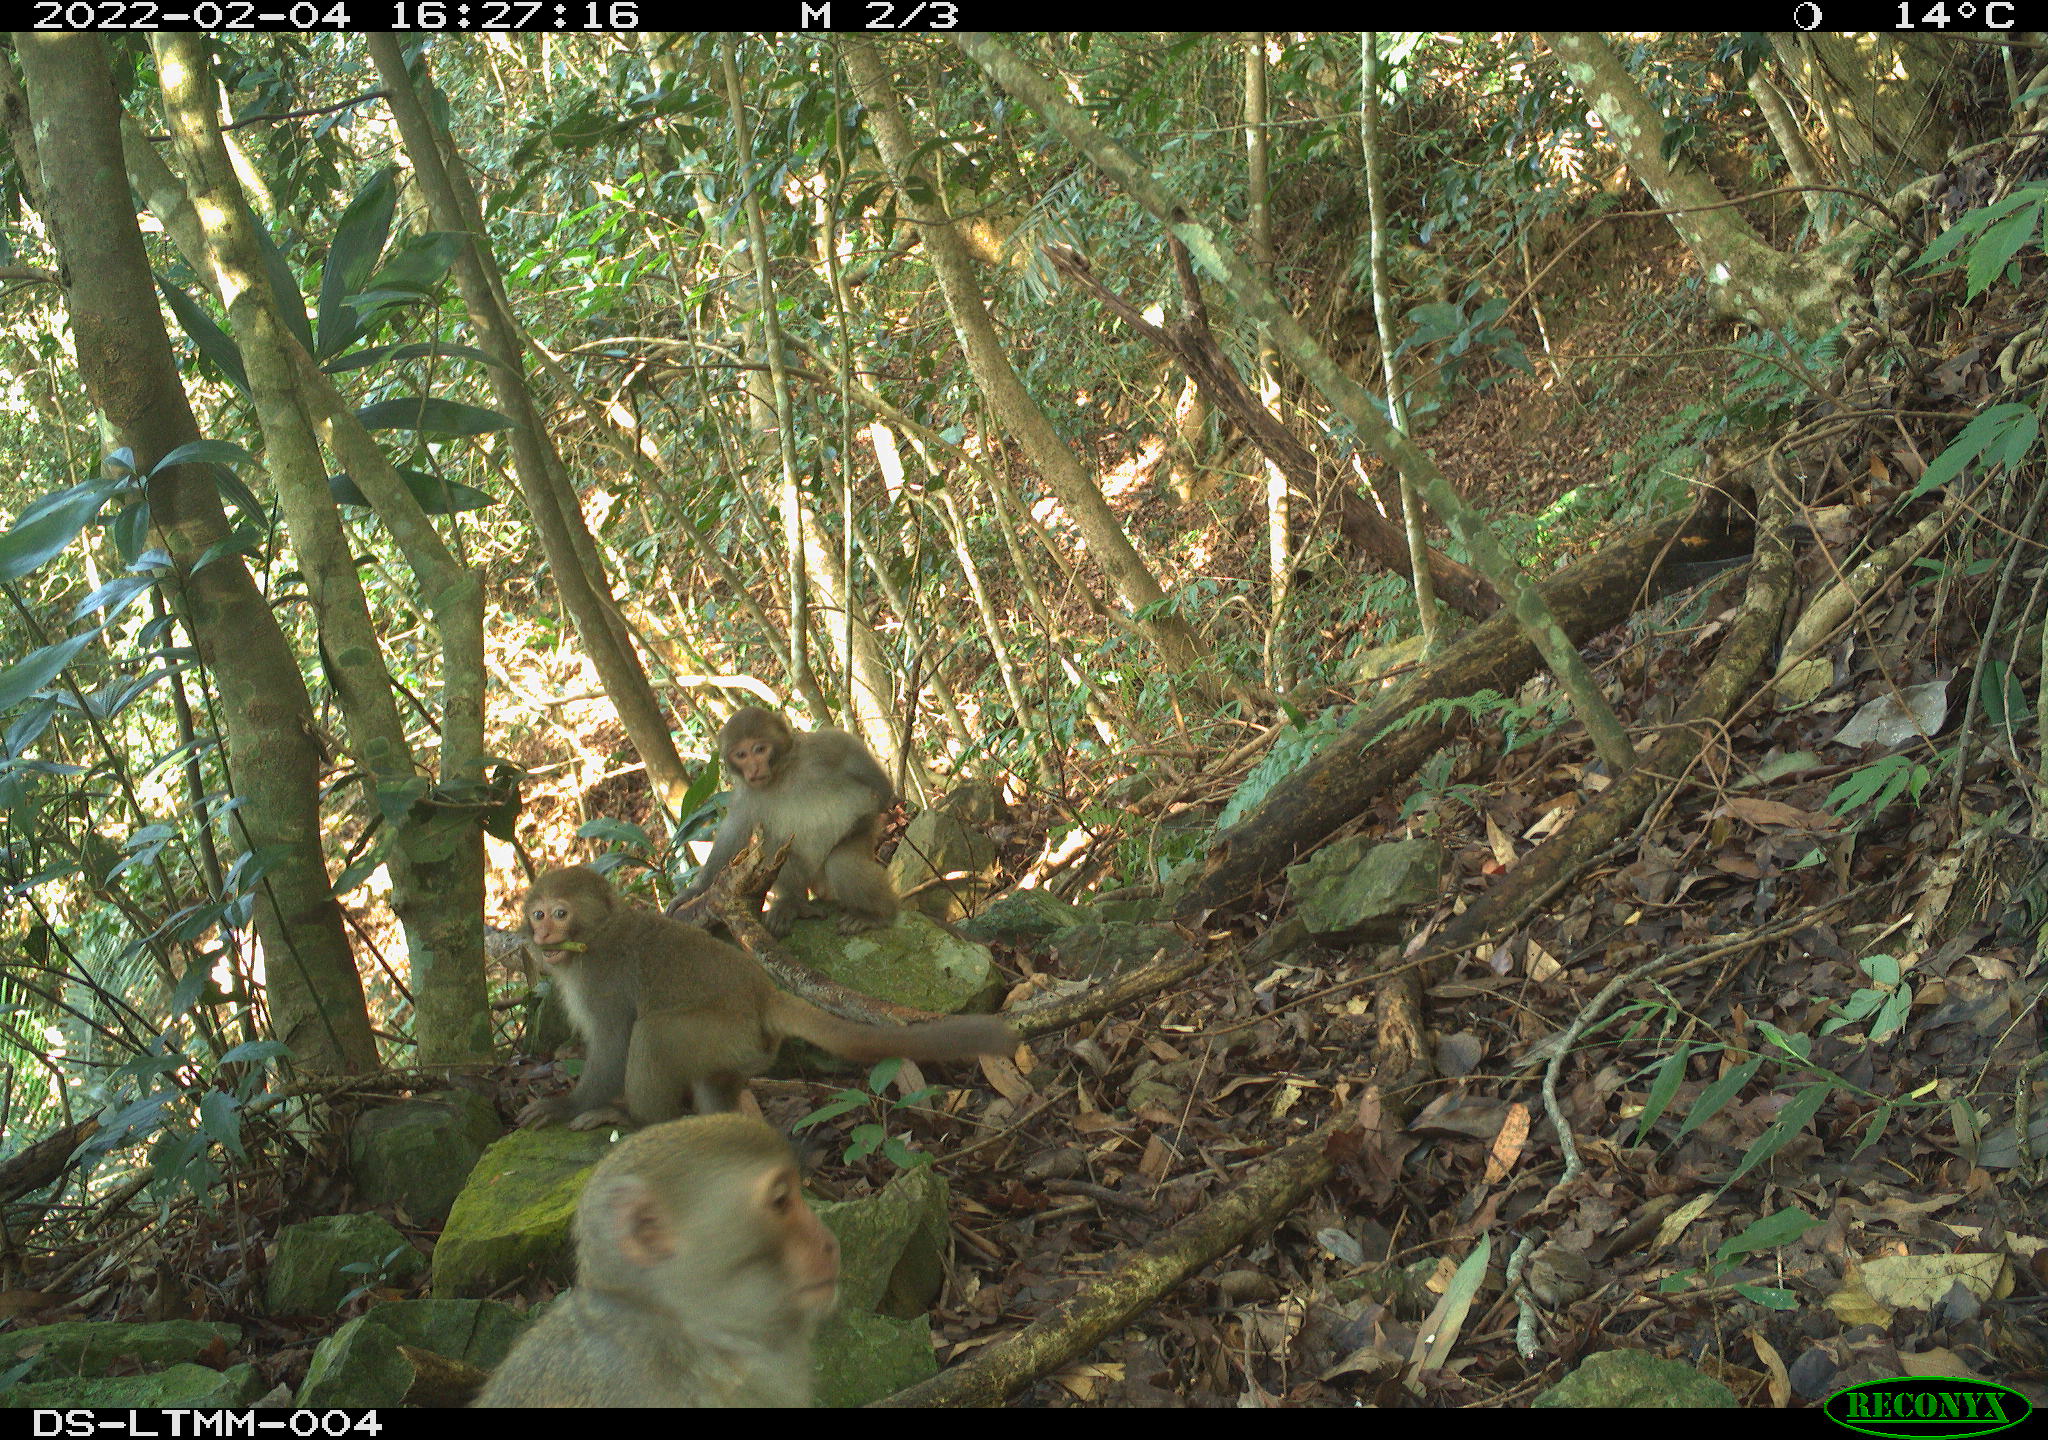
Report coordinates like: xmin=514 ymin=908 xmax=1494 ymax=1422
xmin=841 ymin=38 xmax=1226 ymax=697
xmin=1362 ymin=31 xmax=1444 ymax=656
xmin=1245 ymin=35 xmax=1292 ymax=690
xmin=366 ymin=37 xmax=693 ymax=813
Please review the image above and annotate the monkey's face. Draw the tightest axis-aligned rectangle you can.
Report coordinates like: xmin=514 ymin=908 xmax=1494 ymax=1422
xmin=766 ymin=1166 xmax=840 ymax=1315
xmin=711 ymin=1161 xmax=837 ymax=1327
xmin=524 ymin=889 xmax=583 ymax=962
xmin=726 ymin=734 xmax=781 ymax=788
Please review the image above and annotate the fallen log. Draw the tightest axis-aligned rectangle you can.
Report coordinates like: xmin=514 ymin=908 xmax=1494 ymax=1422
xmin=874 ymin=1121 xmax=1339 ymax=1407
xmin=1177 ymin=508 xmax=1744 ymax=920
xmin=1429 ymin=498 xmax=1795 ymax=957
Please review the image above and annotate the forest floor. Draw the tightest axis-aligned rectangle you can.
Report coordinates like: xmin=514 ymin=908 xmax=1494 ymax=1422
xmin=24 ymin=185 xmax=2046 ymax=1409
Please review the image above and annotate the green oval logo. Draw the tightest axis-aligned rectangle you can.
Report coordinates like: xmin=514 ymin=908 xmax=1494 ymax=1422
xmin=1824 ymin=1377 xmax=2032 ymax=1439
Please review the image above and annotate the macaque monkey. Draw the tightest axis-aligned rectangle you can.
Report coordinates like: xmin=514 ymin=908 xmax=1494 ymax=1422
xmin=475 ymin=1114 xmax=837 ymax=1407
xmin=675 ymin=707 xmax=899 ymax=935
xmin=518 ymin=865 xmax=1014 ymax=1127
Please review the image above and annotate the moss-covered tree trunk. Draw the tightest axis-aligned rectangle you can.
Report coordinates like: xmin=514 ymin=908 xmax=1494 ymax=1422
xmin=1542 ymin=31 xmax=1848 ymax=336
xmin=15 ymin=33 xmax=377 ymax=1074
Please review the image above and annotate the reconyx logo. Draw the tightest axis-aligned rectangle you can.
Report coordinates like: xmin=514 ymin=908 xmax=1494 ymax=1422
xmin=1824 ymin=1377 xmax=2031 ymax=1439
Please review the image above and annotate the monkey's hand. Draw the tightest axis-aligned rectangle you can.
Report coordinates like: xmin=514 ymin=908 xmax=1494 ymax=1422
xmin=516 ymin=1095 xmax=579 ymax=1129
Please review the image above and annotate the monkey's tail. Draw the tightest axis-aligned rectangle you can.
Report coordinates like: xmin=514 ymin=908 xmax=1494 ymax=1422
xmin=765 ymin=993 xmax=1016 ymax=1064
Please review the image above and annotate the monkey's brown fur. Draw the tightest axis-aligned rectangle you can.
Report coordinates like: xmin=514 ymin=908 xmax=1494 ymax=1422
xmin=475 ymin=1114 xmax=837 ymax=1407
xmin=519 ymin=865 xmax=1014 ymax=1126
xmin=676 ymin=707 xmax=899 ymax=935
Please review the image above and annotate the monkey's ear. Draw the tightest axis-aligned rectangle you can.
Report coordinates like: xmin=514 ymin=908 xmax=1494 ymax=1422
xmin=608 ymin=1176 xmax=679 ymax=1267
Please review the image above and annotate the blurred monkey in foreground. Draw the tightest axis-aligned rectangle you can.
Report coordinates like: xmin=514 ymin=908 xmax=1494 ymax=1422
xmin=517 ymin=865 xmax=1013 ymax=1127
xmin=674 ymin=707 xmax=899 ymax=935
xmin=475 ymin=1115 xmax=836 ymax=1407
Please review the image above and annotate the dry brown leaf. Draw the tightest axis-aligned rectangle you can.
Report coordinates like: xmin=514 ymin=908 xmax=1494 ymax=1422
xmin=1484 ymin=1103 xmax=1530 ymax=1184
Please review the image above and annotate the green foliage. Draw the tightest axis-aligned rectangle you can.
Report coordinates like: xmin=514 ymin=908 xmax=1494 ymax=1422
xmin=1914 ymin=181 xmax=2048 ymax=299
xmin=1908 ymin=403 xmax=2040 ymax=500
xmin=1656 ymin=1206 xmax=1819 ymax=1308
xmin=1399 ymin=747 xmax=1488 ymax=826
xmin=1819 ymin=954 xmax=1912 ymax=1045
xmin=1218 ymin=703 xmax=1354 ymax=830
xmin=1723 ymin=324 xmax=1846 ymax=429
xmin=1823 ymin=754 xmax=1933 ymax=821
xmin=1614 ymin=977 xmax=1933 ymax=1307
xmin=337 ymin=1244 xmax=417 ymax=1310
xmin=74 ymin=1038 xmax=294 ymax=1207
xmin=1394 ymin=287 xmax=1533 ymax=418
xmin=792 ymin=1058 xmax=939 ymax=1171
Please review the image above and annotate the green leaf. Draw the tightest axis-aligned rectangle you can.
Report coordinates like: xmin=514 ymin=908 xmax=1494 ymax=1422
xmin=1966 ymin=203 xmax=2039 ymax=299
xmin=0 ymin=482 xmax=114 ymax=583
xmin=1675 ymin=1054 xmax=1762 ymax=1140
xmin=317 ymin=166 xmax=398 ymax=359
xmin=578 ymin=817 xmax=652 ymax=850
xmin=1859 ymin=953 xmax=1901 ymax=986
xmin=247 ymin=225 xmax=314 ymax=355
xmin=153 ymin=439 xmax=257 ymax=472
xmin=1725 ymin=1080 xmax=1832 ymax=1188
xmin=1714 ymin=1205 xmax=1819 ymax=1264
xmin=327 ymin=467 xmax=497 ymax=515
xmin=0 ymin=633 xmax=95 ymax=712
xmin=792 ymin=1095 xmax=864 ymax=1129
xmin=353 ymin=397 xmax=515 ymax=437
xmin=1912 ymin=403 xmax=2037 ymax=498
xmin=1733 ymin=1283 xmax=1798 ymax=1309
xmin=199 ymin=1090 xmax=246 ymax=1160
xmin=157 ymin=279 xmax=249 ymax=396
xmin=325 ymin=340 xmax=494 ymax=374
xmin=1633 ymin=1044 xmax=1695 ymax=1146
xmin=69 ymin=574 xmax=156 ymax=626
xmin=1754 ymin=1020 xmax=1810 ymax=1063
xmin=1853 ymin=1100 xmax=1895 ymax=1156
xmin=219 ymin=1040 xmax=289 ymax=1067
xmin=1979 ymin=659 xmax=2026 ymax=728
xmin=1871 ymin=982 xmax=1912 ymax=1042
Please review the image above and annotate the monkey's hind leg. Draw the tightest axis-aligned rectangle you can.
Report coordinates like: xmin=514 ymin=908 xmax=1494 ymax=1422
xmin=621 ymin=1018 xmax=703 ymax=1126
xmin=763 ymin=853 xmax=826 ymax=936
xmin=636 ymin=1013 xmax=772 ymax=1118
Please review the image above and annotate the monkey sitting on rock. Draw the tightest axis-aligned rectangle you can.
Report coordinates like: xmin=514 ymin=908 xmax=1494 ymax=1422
xmin=518 ymin=864 xmax=1014 ymax=1128
xmin=475 ymin=1114 xmax=837 ymax=1407
xmin=672 ymin=706 xmax=900 ymax=935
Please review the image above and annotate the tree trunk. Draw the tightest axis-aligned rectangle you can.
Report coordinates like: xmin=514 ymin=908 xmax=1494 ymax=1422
xmin=366 ymin=37 xmax=693 ymax=814
xmin=1542 ymin=32 xmax=1847 ymax=336
xmin=154 ymin=35 xmax=493 ymax=1065
xmin=1769 ymin=33 xmax=1957 ymax=180
xmin=16 ymin=34 xmax=376 ymax=1073
xmin=841 ymin=38 xmax=1222 ymax=694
